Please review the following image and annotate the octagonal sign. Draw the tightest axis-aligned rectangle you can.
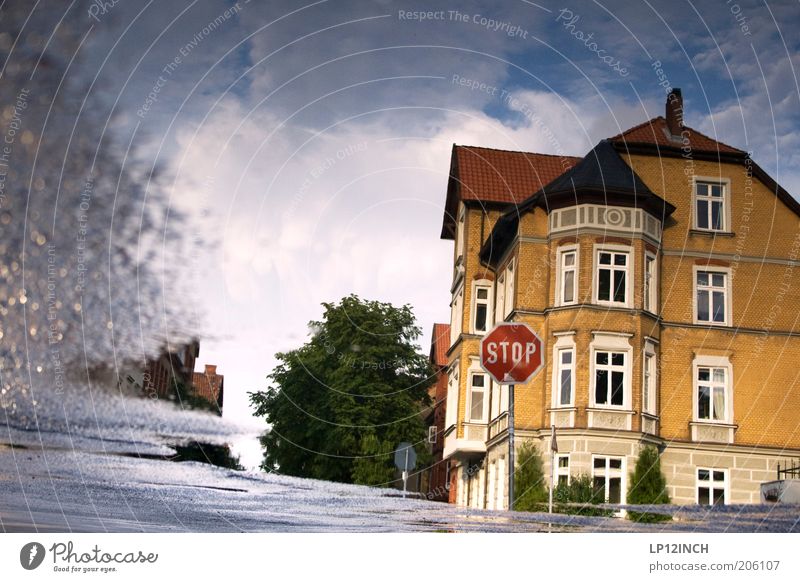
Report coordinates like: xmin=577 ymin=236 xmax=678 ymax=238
xmin=480 ymin=323 xmax=544 ymax=385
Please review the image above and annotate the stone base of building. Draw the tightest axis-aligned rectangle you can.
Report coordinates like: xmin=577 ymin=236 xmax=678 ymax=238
xmin=450 ymin=429 xmax=797 ymax=509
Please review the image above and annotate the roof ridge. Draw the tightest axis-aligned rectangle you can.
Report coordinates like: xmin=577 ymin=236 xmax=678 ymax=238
xmin=609 ymin=116 xmax=664 ymax=141
xmin=456 ymin=144 xmax=582 ymax=159
xmin=611 ymin=116 xmax=745 ymax=154
xmin=678 ymin=123 xmax=746 ymax=154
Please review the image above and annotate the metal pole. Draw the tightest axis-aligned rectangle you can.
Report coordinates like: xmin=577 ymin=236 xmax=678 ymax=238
xmin=508 ymin=383 xmax=515 ymax=511
xmin=548 ymin=439 xmax=554 ymax=515
xmin=402 ymin=449 xmax=409 ymax=497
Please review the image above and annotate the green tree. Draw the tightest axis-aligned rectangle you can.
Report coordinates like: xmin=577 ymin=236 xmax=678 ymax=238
xmin=250 ymin=295 xmax=432 ymax=485
xmin=513 ymin=442 xmax=548 ymax=510
xmin=627 ymin=446 xmax=672 ymax=523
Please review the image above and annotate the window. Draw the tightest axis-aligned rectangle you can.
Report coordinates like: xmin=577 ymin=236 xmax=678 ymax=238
xmin=558 ymin=247 xmax=578 ymax=305
xmin=596 ymin=249 xmax=630 ymax=306
xmin=697 ymin=367 xmax=727 ymax=421
xmin=556 ymin=349 xmax=575 ymax=406
xmin=472 ymin=282 xmax=493 ymax=334
xmin=555 ymin=454 xmax=570 ymax=487
xmin=694 ymin=181 xmax=727 ymax=231
xmin=445 ymin=364 xmax=459 ymax=429
xmin=594 ymin=351 xmax=625 ymax=407
xmin=644 ymin=253 xmax=657 ymax=313
xmin=695 ymin=270 xmax=729 ymax=325
xmin=642 ymin=347 xmax=657 ymax=416
xmin=503 ymin=259 xmax=515 ymax=318
xmin=697 ymin=468 xmax=727 ymax=505
xmin=427 ymin=425 xmax=437 ymax=444
xmin=468 ymin=371 xmax=488 ymax=422
xmin=495 ymin=273 xmax=506 ymax=324
xmin=450 ymin=285 xmax=464 ymax=345
xmin=593 ymin=456 xmax=624 ymax=503
xmin=455 ymin=204 xmax=465 ymax=258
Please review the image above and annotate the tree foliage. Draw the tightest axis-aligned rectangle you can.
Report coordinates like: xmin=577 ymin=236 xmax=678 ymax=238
xmin=250 ymin=295 xmax=432 ymax=485
xmin=627 ymin=445 xmax=672 ymax=523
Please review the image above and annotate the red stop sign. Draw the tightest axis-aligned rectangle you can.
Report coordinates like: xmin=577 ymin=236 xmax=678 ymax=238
xmin=480 ymin=323 xmax=544 ymax=384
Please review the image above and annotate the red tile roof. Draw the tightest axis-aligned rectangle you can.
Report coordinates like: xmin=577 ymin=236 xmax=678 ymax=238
xmin=430 ymin=323 xmax=450 ymax=367
xmin=192 ymin=365 xmax=224 ymax=407
xmin=454 ymin=146 xmax=581 ymax=204
xmin=610 ymin=116 xmax=744 ymax=154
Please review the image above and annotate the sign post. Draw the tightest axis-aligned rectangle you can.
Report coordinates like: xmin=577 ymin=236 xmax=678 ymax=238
xmin=394 ymin=442 xmax=416 ymax=498
xmin=480 ymin=323 xmax=544 ymax=511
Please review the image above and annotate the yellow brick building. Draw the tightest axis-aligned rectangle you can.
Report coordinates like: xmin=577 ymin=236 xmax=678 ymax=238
xmin=440 ymin=89 xmax=800 ymax=509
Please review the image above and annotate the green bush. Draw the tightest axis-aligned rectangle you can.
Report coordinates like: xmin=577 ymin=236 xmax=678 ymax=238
xmin=552 ymin=475 xmax=614 ymax=517
xmin=627 ymin=446 xmax=672 ymax=523
xmin=513 ymin=442 xmax=548 ymax=510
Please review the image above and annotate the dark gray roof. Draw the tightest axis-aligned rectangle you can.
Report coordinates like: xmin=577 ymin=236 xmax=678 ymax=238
xmin=479 ymin=140 xmax=676 ymax=267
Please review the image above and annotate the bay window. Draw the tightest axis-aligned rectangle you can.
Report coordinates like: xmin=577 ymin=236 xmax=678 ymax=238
xmin=594 ymin=351 xmax=625 ymax=407
xmin=468 ymin=371 xmax=488 ymax=423
xmin=595 ymin=247 xmax=631 ymax=307
xmin=593 ymin=456 xmax=624 ymax=504
xmin=557 ymin=246 xmax=578 ymax=306
xmin=644 ymin=252 xmax=657 ymax=313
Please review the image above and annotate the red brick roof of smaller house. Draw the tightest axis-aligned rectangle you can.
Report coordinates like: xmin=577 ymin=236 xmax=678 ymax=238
xmin=454 ymin=146 xmax=581 ymax=204
xmin=610 ymin=116 xmax=744 ymax=155
xmin=441 ymin=146 xmax=581 ymax=238
xmin=192 ymin=364 xmax=223 ymax=407
xmin=430 ymin=323 xmax=450 ymax=367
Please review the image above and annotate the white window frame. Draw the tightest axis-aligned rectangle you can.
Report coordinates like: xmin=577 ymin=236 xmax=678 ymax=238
xmin=556 ymin=245 xmax=579 ymax=306
xmin=592 ymin=455 xmax=626 ymax=504
xmin=642 ymin=341 xmax=657 ymax=416
xmin=644 ymin=251 xmax=658 ymax=314
xmin=555 ymin=453 xmax=571 ymax=487
xmin=589 ymin=332 xmax=632 ymax=410
xmin=427 ymin=425 xmax=437 ymax=444
xmin=693 ymin=266 xmax=732 ymax=327
xmin=503 ymin=259 xmax=515 ymax=318
xmin=470 ymin=280 xmax=494 ymax=335
xmin=450 ymin=283 xmax=464 ymax=345
xmin=445 ymin=362 xmax=459 ymax=430
xmin=692 ymin=177 xmax=731 ymax=233
xmin=551 ymin=332 xmax=576 ymax=408
xmin=593 ymin=244 xmax=633 ymax=308
xmin=495 ymin=272 xmax=506 ymax=324
xmin=696 ymin=467 xmax=728 ymax=505
xmin=692 ymin=354 xmax=733 ymax=424
xmin=466 ymin=360 xmax=489 ymax=423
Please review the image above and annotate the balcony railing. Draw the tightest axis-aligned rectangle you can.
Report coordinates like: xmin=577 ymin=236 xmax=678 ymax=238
xmin=488 ymin=412 xmax=509 ymax=440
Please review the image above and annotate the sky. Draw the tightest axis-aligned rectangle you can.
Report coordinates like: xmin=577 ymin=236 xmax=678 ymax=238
xmin=68 ymin=0 xmax=800 ymax=428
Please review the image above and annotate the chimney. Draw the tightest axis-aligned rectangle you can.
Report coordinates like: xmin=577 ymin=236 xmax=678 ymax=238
xmin=205 ymin=364 xmax=217 ymax=376
xmin=666 ymin=88 xmax=683 ymax=137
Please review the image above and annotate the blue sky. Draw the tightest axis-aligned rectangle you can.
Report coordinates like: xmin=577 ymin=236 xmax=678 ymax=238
xmin=73 ymin=0 xmax=800 ymax=426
